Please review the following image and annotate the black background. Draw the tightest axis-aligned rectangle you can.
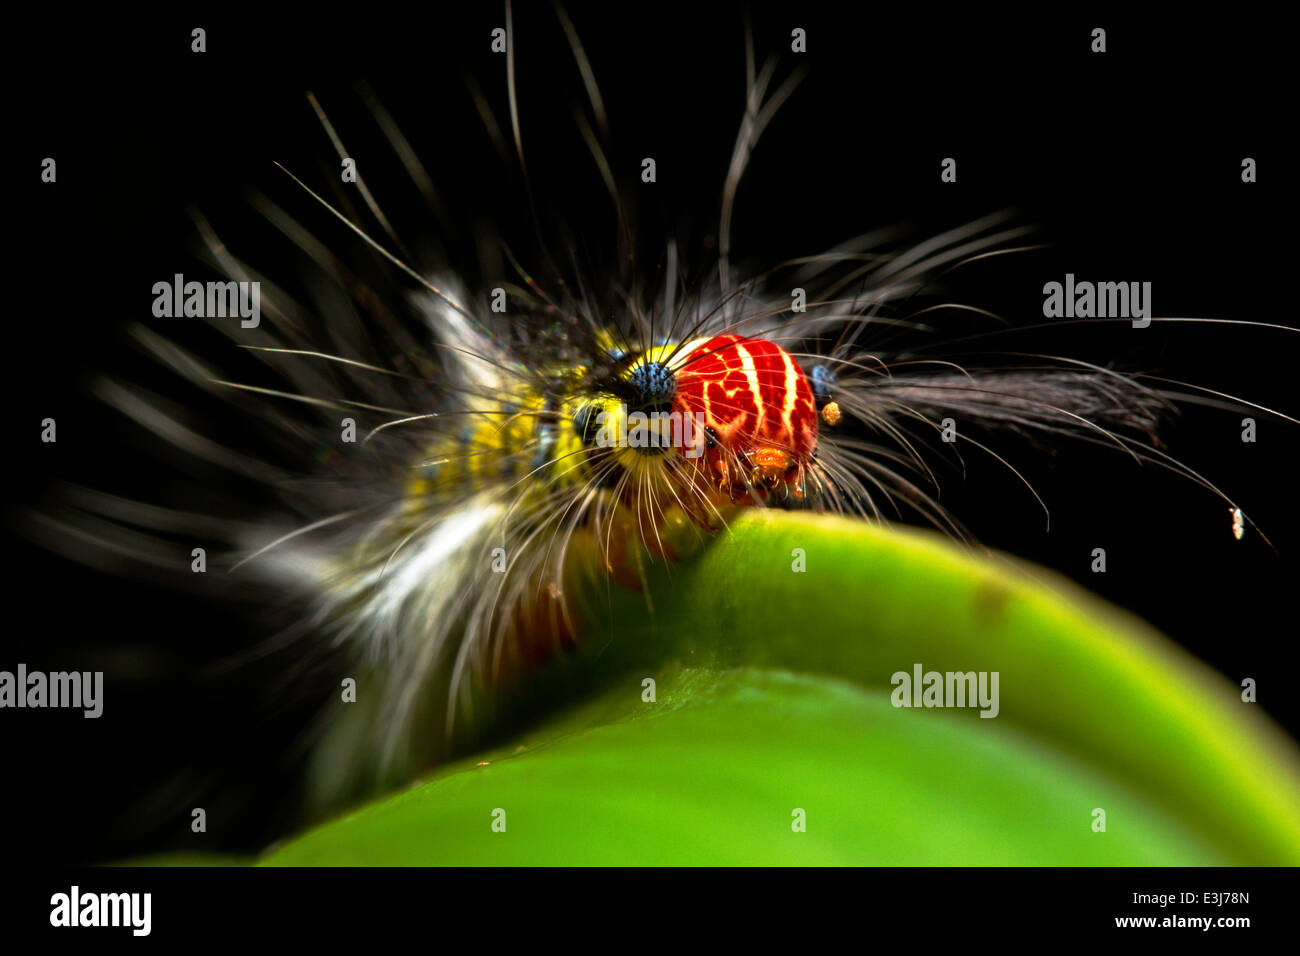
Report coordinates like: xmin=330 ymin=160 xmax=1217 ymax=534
xmin=8 ymin=4 xmax=1293 ymax=864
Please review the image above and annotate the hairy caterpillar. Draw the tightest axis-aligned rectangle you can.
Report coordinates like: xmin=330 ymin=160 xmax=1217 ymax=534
xmin=22 ymin=5 xmax=1294 ymax=840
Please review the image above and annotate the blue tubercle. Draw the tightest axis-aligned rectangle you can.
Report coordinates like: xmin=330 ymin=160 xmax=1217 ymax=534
xmin=628 ymin=361 xmax=676 ymax=407
xmin=810 ymin=364 xmax=836 ymax=404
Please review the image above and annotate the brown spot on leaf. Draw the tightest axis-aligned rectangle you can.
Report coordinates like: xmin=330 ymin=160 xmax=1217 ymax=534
xmin=972 ymin=578 xmax=1013 ymax=623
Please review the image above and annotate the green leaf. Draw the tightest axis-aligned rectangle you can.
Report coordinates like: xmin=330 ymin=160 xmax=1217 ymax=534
xmin=262 ymin=512 xmax=1300 ymax=865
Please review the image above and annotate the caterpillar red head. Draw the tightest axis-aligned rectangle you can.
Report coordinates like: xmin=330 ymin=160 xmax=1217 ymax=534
xmin=672 ymin=334 xmax=819 ymax=505
xmin=577 ymin=333 xmax=822 ymax=527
